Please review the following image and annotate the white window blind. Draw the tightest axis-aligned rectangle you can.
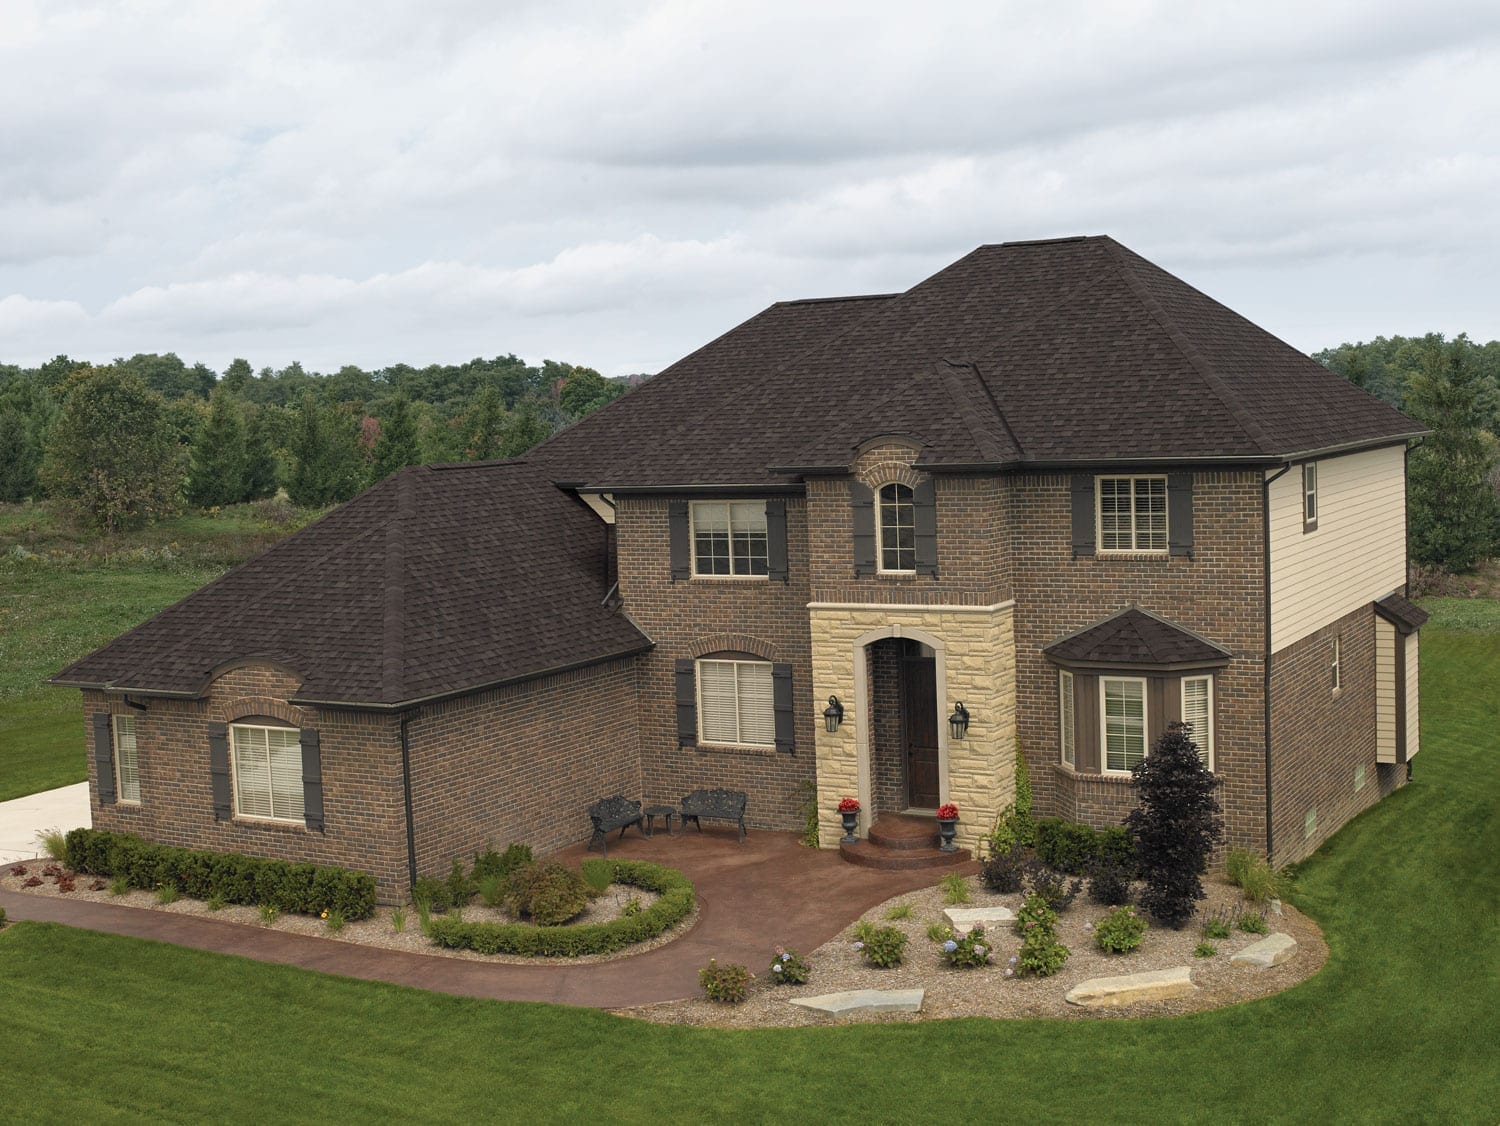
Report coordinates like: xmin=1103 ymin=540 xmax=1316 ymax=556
xmin=691 ymin=502 xmax=768 ymax=576
xmin=697 ymin=659 xmax=775 ymax=746
xmin=1182 ymin=676 xmax=1213 ymax=768
xmin=1059 ymin=671 xmax=1075 ymax=767
xmin=114 ymin=714 xmax=141 ymax=803
xmin=231 ymin=724 xmax=305 ymax=822
xmin=1103 ymin=678 xmax=1147 ymax=773
xmin=1098 ymin=476 xmax=1167 ymax=552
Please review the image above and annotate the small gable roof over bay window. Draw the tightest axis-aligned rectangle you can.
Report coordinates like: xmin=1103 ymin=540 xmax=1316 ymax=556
xmin=50 ymin=462 xmax=651 ymax=709
xmin=1044 ymin=607 xmax=1231 ymax=670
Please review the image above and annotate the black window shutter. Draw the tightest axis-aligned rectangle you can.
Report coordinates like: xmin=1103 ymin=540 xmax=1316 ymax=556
xmin=93 ymin=713 xmax=117 ymax=805
xmin=1070 ymin=475 xmax=1096 ymax=557
xmin=668 ymin=500 xmax=691 ymax=581
xmin=850 ymin=481 xmax=876 ymax=576
xmin=300 ymin=728 xmax=325 ymax=833
xmin=772 ymin=663 xmax=795 ymax=753
xmin=766 ymin=499 xmax=788 ymax=582
xmin=675 ymin=658 xmax=698 ymax=747
xmin=1168 ymin=473 xmax=1194 ymax=557
xmin=913 ymin=478 xmax=938 ymax=576
xmin=208 ymin=722 xmax=232 ymax=821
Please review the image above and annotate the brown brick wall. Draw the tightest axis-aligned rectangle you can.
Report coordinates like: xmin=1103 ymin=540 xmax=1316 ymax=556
xmin=83 ymin=664 xmax=409 ymax=895
xmin=614 ymin=494 xmax=816 ymax=830
xmin=867 ymin=637 xmax=907 ymax=815
xmin=1011 ymin=471 xmax=1269 ymax=852
xmin=405 ymin=657 xmax=643 ymax=877
xmin=1269 ymin=602 xmax=1406 ymax=866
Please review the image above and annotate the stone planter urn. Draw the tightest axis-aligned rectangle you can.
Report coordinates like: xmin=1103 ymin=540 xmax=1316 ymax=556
xmin=936 ymin=803 xmax=960 ymax=853
xmin=837 ymin=798 xmax=861 ymax=844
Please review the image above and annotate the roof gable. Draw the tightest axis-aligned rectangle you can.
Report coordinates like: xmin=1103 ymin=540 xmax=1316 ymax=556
xmin=1044 ymin=607 xmax=1232 ymax=668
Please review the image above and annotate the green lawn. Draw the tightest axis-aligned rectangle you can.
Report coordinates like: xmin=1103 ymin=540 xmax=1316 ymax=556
xmin=1 ymin=622 xmax=1496 ymax=1122
xmin=0 ymin=501 xmax=315 ymax=801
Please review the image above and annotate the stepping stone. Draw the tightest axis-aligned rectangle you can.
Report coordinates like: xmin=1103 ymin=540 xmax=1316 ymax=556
xmin=943 ymin=906 xmax=1015 ymax=928
xmin=1231 ymin=932 xmax=1297 ymax=967
xmin=789 ymin=989 xmax=924 ymax=1016
xmin=1065 ymin=966 xmax=1197 ymax=1008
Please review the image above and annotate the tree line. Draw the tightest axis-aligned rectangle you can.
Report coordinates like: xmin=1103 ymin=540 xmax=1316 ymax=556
xmin=1315 ymin=333 xmax=1500 ymax=573
xmin=0 ymin=352 xmax=634 ymax=532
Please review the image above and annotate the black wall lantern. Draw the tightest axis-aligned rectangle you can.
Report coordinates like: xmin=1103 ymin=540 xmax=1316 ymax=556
xmin=948 ymin=701 xmax=970 ymax=741
xmin=823 ymin=695 xmax=845 ymax=733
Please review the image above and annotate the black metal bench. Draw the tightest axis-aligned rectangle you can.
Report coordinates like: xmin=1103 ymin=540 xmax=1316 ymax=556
xmin=680 ymin=788 xmax=748 ymax=843
xmin=587 ymin=795 xmax=645 ymax=857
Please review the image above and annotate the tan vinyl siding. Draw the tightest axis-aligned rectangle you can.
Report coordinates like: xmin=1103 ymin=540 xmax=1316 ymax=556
xmin=1404 ymin=632 xmax=1420 ymax=761
xmin=1268 ymin=445 xmax=1407 ymax=653
xmin=1375 ymin=618 xmax=1398 ymax=764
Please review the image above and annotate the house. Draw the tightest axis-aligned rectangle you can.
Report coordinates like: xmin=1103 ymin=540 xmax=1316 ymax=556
xmin=53 ymin=235 xmax=1428 ymax=897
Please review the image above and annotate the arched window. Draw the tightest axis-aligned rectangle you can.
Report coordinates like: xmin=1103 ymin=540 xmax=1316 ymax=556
xmin=877 ymin=483 xmax=915 ymax=573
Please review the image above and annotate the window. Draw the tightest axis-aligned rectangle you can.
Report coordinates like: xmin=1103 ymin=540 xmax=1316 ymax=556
xmin=1181 ymin=675 xmax=1214 ymax=768
xmin=1331 ymin=634 xmax=1341 ymax=693
xmin=1101 ymin=677 xmax=1147 ymax=773
xmin=1303 ymin=462 xmax=1318 ymax=532
xmin=113 ymin=714 xmax=140 ymax=804
xmin=1098 ymin=476 xmax=1167 ymax=552
xmin=1059 ymin=671 xmax=1075 ymax=767
xmin=696 ymin=659 xmax=776 ymax=747
xmin=877 ymin=483 xmax=916 ymax=572
xmin=691 ymin=502 xmax=768 ymax=576
xmin=231 ymin=723 xmax=304 ymax=822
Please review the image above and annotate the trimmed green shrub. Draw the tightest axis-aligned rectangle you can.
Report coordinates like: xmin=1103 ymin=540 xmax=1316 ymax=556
xmin=769 ymin=946 xmax=811 ymax=985
xmin=426 ymin=861 xmax=694 ymax=958
xmin=856 ymin=925 xmax=908 ymax=968
xmin=1093 ymin=905 xmax=1148 ymax=953
xmin=62 ymin=829 xmax=375 ymax=920
xmin=1034 ymin=818 xmax=1099 ymax=874
xmin=411 ymin=877 xmax=452 ymax=913
xmin=1095 ymin=826 xmax=1135 ymax=868
xmin=699 ymin=959 xmax=750 ymax=1003
xmin=504 ymin=863 xmax=590 ymax=926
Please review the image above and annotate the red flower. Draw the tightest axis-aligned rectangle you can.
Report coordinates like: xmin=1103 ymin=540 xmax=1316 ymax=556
xmin=837 ymin=797 xmax=860 ymax=813
xmin=936 ymin=803 xmax=959 ymax=820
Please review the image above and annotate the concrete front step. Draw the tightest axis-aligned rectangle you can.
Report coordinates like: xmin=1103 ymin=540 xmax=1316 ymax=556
xmin=839 ymin=839 xmax=971 ymax=870
xmin=867 ymin=814 xmax=943 ymax=851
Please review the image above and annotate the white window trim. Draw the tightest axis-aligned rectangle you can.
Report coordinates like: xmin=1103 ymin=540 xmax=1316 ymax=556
xmin=1331 ymin=634 xmax=1341 ymax=695
xmin=695 ymin=658 xmax=776 ymax=749
xmin=875 ymin=482 xmax=916 ymax=575
xmin=229 ymin=722 xmax=305 ymax=824
xmin=1095 ymin=475 xmax=1169 ymax=555
xmin=1181 ymin=675 xmax=1214 ymax=771
xmin=689 ymin=501 xmax=769 ymax=580
xmin=1059 ymin=670 xmax=1076 ymax=768
xmin=1303 ymin=462 xmax=1319 ymax=531
xmin=1100 ymin=676 xmax=1149 ymax=776
xmin=113 ymin=714 xmax=141 ymax=805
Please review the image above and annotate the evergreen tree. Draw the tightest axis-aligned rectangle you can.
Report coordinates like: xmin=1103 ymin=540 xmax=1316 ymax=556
xmin=367 ymin=395 xmax=422 ymax=485
xmin=222 ymin=358 xmax=253 ymax=396
xmin=40 ymin=367 xmax=184 ymax=532
xmin=1406 ymin=337 xmax=1500 ymax=571
xmin=499 ymin=400 xmax=554 ymax=458
xmin=288 ymin=394 xmax=365 ymax=507
xmin=464 ymin=383 xmax=504 ymax=460
xmin=240 ymin=406 xmax=280 ymax=501
xmin=1126 ymin=722 xmax=1223 ymax=929
xmin=186 ymin=386 xmax=247 ymax=508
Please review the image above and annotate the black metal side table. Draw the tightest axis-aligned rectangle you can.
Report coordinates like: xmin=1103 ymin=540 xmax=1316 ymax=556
xmin=642 ymin=805 xmax=676 ymax=838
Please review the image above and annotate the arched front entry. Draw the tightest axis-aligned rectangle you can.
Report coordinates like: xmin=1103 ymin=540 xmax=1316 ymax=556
xmin=852 ymin=624 xmax=950 ymax=827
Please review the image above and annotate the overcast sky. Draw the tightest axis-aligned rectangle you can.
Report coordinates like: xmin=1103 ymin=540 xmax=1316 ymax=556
xmin=2 ymin=1 xmax=1498 ymax=377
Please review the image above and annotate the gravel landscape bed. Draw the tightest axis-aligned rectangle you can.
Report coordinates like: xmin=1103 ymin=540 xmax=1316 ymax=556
xmin=1 ymin=862 xmax=697 ymax=965
xmin=622 ymin=874 xmax=1326 ymax=1026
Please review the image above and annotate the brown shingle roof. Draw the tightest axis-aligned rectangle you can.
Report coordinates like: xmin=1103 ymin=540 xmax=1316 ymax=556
xmin=534 ymin=236 xmax=1423 ymax=487
xmin=51 ymin=462 xmax=652 ymax=707
xmin=1044 ymin=607 xmax=1232 ymax=667
xmin=1374 ymin=592 xmax=1430 ymax=635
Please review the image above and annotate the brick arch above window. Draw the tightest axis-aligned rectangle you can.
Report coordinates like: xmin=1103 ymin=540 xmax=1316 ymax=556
xmin=215 ymin=695 xmax=304 ymax=727
xmin=687 ymin=633 xmax=779 ymax=661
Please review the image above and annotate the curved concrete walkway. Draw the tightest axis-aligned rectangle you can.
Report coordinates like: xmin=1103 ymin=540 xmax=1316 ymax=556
xmin=0 ymin=828 xmax=974 ymax=1008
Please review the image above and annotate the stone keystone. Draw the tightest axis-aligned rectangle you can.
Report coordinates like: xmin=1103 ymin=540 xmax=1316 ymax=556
xmin=1231 ymin=932 xmax=1297 ymax=967
xmin=788 ymin=989 xmax=925 ymax=1016
xmin=943 ymin=906 xmax=1015 ymax=928
xmin=1064 ymin=966 xmax=1196 ymax=1007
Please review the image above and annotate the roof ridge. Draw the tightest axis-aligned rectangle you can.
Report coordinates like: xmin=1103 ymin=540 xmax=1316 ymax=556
xmin=934 ymin=358 xmax=1022 ymax=463
xmin=1100 ymin=238 xmax=1272 ymax=455
xmin=381 ymin=469 xmax=414 ymax=700
xmin=772 ymin=293 xmax=899 ymax=307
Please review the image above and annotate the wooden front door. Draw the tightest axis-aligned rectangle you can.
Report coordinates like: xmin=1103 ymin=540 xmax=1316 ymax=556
xmin=901 ymin=655 xmax=940 ymax=809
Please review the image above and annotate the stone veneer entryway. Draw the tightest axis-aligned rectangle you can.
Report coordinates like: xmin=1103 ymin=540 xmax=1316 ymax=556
xmin=809 ymin=602 xmax=1019 ymax=853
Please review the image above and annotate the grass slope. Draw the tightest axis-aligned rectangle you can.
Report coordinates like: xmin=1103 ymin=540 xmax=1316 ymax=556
xmin=0 ymin=501 xmax=315 ymax=802
xmin=1 ymin=623 xmax=1497 ymax=1121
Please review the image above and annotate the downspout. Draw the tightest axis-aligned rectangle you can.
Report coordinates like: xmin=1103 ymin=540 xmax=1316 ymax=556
xmin=400 ymin=708 xmax=421 ymax=893
xmin=1262 ymin=463 xmax=1292 ymax=862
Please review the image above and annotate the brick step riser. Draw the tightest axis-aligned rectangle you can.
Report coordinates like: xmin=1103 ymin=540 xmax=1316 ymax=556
xmin=838 ymin=841 xmax=972 ymax=871
xmin=865 ymin=827 xmax=943 ymax=851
